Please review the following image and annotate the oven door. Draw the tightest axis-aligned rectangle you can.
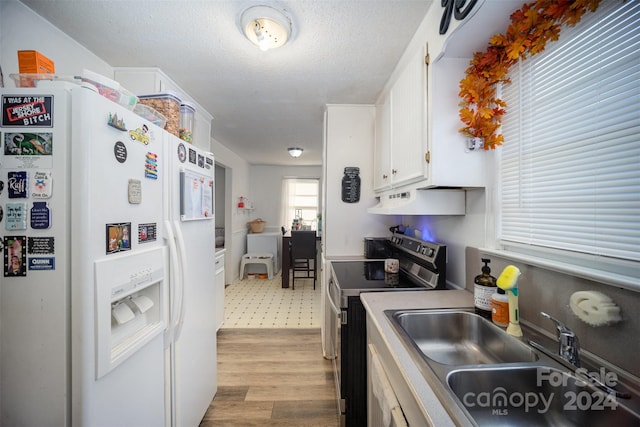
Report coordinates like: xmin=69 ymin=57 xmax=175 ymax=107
xmin=327 ymin=275 xmax=345 ymax=425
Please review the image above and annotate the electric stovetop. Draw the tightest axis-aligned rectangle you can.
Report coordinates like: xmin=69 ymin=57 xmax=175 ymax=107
xmin=330 ymin=260 xmax=425 ymax=293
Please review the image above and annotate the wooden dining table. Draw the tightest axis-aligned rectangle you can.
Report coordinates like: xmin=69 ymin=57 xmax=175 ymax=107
xmin=281 ymin=232 xmax=321 ymax=288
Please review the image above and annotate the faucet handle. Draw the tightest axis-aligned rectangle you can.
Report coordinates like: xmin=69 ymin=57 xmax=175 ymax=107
xmin=541 ymin=311 xmax=580 ymax=367
xmin=541 ymin=311 xmax=573 ymax=336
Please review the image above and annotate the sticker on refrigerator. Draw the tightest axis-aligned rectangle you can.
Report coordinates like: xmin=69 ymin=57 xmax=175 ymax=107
xmin=188 ymin=148 xmax=197 ymax=164
xmin=1 ymin=95 xmax=53 ymax=127
xmin=5 ymin=202 xmax=27 ymax=230
xmin=197 ymin=154 xmax=204 ymax=168
xmin=7 ymin=171 xmax=28 ymax=198
xmin=31 ymin=171 xmax=52 ymax=198
xmin=28 ymin=236 xmax=55 ymax=254
xmin=4 ymin=236 xmax=26 ymax=277
xmin=107 ymin=112 xmax=127 ymax=131
xmin=28 ymin=257 xmax=55 ymax=271
xmin=145 ymin=152 xmax=158 ymax=180
xmin=30 ymin=201 xmax=51 ymax=229
xmin=106 ymin=222 xmax=132 ymax=254
xmin=3 ymin=133 xmax=53 ymax=169
xmin=0 ymin=206 xmax=3 ymax=223
xmin=114 ymin=141 xmax=127 ymax=163
xmin=138 ymin=223 xmax=157 ymax=243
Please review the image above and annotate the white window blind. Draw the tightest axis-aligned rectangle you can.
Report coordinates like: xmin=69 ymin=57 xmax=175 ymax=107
xmin=499 ymin=1 xmax=640 ymax=263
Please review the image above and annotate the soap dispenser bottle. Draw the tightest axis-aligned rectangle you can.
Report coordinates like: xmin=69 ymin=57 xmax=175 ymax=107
xmin=474 ymin=258 xmax=497 ymax=319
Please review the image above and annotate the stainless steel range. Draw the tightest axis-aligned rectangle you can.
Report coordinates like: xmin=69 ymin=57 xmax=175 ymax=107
xmin=325 ymin=232 xmax=448 ymax=426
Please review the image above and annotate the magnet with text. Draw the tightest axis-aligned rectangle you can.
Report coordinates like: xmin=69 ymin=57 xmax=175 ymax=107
xmin=128 ymin=179 xmax=142 ymax=204
xmin=138 ymin=223 xmax=157 ymax=243
xmin=106 ymin=222 xmax=132 ymax=254
xmin=4 ymin=236 xmax=27 ymax=277
xmin=7 ymin=171 xmax=28 ymax=198
xmin=145 ymin=152 xmax=158 ymax=179
xmin=28 ymin=257 xmax=55 ymax=271
xmin=107 ymin=112 xmax=127 ymax=131
xmin=31 ymin=171 xmax=52 ymax=198
xmin=28 ymin=236 xmax=55 ymax=254
xmin=30 ymin=201 xmax=51 ymax=229
xmin=114 ymin=141 xmax=128 ymax=163
xmin=5 ymin=202 xmax=27 ymax=230
xmin=1 ymin=95 xmax=53 ymax=127
xmin=189 ymin=148 xmax=197 ymax=164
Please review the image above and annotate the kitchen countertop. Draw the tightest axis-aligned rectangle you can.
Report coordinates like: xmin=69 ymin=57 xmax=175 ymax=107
xmin=360 ymin=290 xmax=474 ymax=426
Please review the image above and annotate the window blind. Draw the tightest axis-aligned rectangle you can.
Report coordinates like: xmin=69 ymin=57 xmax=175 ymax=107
xmin=499 ymin=1 xmax=640 ymax=262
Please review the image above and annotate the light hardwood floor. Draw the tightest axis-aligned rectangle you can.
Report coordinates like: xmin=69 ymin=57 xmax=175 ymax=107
xmin=199 ymin=328 xmax=340 ymax=427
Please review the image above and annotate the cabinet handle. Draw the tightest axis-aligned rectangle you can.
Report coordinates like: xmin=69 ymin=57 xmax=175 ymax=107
xmin=392 ymin=169 xmax=397 ymax=175
xmin=382 ymin=174 xmax=388 ymax=179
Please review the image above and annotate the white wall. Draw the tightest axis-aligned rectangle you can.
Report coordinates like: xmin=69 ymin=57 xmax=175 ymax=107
xmin=1 ymin=1 xmax=112 ymax=84
xmin=211 ymin=139 xmax=251 ymax=281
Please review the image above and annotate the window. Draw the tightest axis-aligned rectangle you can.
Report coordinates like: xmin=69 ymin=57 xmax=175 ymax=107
xmin=281 ymin=178 xmax=319 ymax=231
xmin=498 ymin=2 xmax=640 ymax=270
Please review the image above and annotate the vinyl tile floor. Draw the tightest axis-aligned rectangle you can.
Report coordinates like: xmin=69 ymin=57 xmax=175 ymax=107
xmin=222 ymin=271 xmax=321 ymax=328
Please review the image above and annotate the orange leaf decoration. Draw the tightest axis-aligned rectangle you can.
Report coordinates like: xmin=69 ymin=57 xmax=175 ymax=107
xmin=458 ymin=0 xmax=602 ymax=149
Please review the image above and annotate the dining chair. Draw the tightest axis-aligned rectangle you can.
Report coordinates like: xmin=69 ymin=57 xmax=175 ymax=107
xmin=290 ymin=230 xmax=317 ymax=290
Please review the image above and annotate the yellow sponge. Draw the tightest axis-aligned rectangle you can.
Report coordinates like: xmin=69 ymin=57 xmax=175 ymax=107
xmin=497 ymin=265 xmax=521 ymax=290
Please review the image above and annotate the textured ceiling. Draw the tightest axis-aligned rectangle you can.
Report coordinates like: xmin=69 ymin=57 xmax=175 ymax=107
xmin=21 ymin=0 xmax=433 ymax=165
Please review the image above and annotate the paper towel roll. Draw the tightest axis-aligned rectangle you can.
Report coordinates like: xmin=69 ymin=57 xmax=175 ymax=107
xmin=569 ymin=291 xmax=621 ymax=327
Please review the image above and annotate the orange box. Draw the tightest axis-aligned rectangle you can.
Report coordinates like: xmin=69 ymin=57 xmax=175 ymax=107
xmin=17 ymin=50 xmax=55 ymax=74
xmin=17 ymin=50 xmax=55 ymax=87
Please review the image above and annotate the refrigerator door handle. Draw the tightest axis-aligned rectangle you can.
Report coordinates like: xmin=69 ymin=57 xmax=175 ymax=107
xmin=172 ymin=220 xmax=188 ymax=341
xmin=164 ymin=220 xmax=183 ymax=346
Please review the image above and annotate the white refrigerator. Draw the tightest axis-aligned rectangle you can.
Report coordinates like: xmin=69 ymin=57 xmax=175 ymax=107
xmin=0 ymin=82 xmax=217 ymax=426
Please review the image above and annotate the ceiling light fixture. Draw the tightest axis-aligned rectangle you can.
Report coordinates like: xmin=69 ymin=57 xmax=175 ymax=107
xmin=288 ymin=147 xmax=303 ymax=158
xmin=241 ymin=5 xmax=292 ymax=51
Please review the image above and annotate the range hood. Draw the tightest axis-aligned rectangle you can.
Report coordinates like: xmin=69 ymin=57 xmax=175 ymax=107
xmin=368 ymin=188 xmax=466 ymax=215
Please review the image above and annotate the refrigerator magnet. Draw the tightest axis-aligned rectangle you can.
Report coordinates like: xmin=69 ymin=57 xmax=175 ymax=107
xmin=177 ymin=143 xmax=187 ymax=163
xmin=31 ymin=171 xmax=52 ymax=198
xmin=128 ymin=125 xmax=150 ymax=145
xmin=7 ymin=171 xmax=28 ymax=198
xmin=30 ymin=201 xmax=51 ymax=229
xmin=28 ymin=257 xmax=55 ymax=271
xmin=114 ymin=141 xmax=127 ymax=163
xmin=107 ymin=112 xmax=127 ymax=131
xmin=27 ymin=236 xmax=55 ymax=255
xmin=128 ymin=179 xmax=142 ymax=204
xmin=5 ymin=202 xmax=27 ymax=230
xmin=3 ymin=236 xmax=26 ymax=277
xmin=106 ymin=222 xmax=132 ymax=254
xmin=145 ymin=152 xmax=158 ymax=180
xmin=138 ymin=223 xmax=157 ymax=243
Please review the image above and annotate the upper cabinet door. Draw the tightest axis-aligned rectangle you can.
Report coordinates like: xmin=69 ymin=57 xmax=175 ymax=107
xmin=373 ymin=92 xmax=391 ymax=192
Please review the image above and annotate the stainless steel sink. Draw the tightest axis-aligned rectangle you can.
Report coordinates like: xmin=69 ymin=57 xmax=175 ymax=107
xmin=385 ymin=309 xmax=640 ymax=426
xmin=388 ymin=309 xmax=538 ymax=365
xmin=447 ymin=366 xmax=640 ymax=426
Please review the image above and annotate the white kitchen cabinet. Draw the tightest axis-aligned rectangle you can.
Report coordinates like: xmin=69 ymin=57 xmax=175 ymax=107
xmin=373 ymin=43 xmax=429 ymax=192
xmin=389 ymin=44 xmax=428 ymax=187
xmin=214 ymin=250 xmax=225 ymax=331
xmin=113 ymin=67 xmax=213 ymax=152
xmin=373 ymin=92 xmax=391 ymax=192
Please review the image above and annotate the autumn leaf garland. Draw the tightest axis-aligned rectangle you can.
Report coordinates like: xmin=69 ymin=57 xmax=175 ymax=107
xmin=458 ymin=0 xmax=602 ymax=149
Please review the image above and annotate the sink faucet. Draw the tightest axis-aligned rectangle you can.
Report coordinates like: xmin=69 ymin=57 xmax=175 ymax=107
xmin=540 ymin=312 xmax=580 ymax=367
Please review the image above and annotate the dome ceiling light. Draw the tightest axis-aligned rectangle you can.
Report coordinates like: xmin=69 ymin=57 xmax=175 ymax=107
xmin=288 ymin=147 xmax=303 ymax=158
xmin=240 ymin=5 xmax=292 ymax=51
